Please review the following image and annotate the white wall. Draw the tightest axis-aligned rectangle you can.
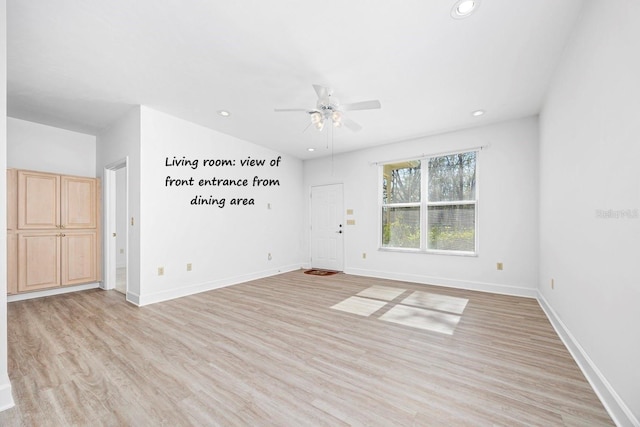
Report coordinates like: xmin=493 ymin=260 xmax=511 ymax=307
xmin=96 ymin=107 xmax=142 ymax=303
xmin=539 ymin=0 xmax=640 ymax=424
xmin=137 ymin=106 xmax=304 ymax=305
xmin=0 ymin=0 xmax=15 ymax=411
xmin=304 ymin=117 xmax=539 ymax=297
xmin=7 ymin=117 xmax=96 ymax=177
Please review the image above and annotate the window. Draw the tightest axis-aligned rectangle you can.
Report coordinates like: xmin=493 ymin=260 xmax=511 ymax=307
xmin=381 ymin=160 xmax=421 ymax=249
xmin=380 ymin=151 xmax=477 ymax=254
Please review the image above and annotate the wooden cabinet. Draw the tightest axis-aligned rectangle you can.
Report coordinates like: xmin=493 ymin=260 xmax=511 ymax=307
xmin=61 ymin=231 xmax=97 ymax=286
xmin=7 ymin=232 xmax=18 ymax=295
xmin=18 ymin=232 xmax=61 ymax=292
xmin=61 ymin=176 xmax=98 ymax=229
xmin=17 ymin=171 xmax=60 ymax=229
xmin=7 ymin=169 xmax=100 ymax=295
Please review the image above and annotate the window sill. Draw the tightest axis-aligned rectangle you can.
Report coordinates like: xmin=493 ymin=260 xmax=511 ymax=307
xmin=378 ymin=247 xmax=478 ymax=257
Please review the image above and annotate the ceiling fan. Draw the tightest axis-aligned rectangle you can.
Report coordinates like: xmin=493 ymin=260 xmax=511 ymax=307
xmin=274 ymin=85 xmax=381 ymax=132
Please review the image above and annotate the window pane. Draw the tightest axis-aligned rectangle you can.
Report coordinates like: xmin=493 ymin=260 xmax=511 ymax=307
xmin=382 ymin=161 xmax=421 ymax=204
xmin=382 ymin=206 xmax=420 ymax=249
xmin=428 ymin=205 xmax=475 ymax=252
xmin=428 ymin=152 xmax=476 ymax=202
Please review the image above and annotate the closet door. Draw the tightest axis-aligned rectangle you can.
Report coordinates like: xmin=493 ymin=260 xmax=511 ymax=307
xmin=61 ymin=176 xmax=97 ymax=229
xmin=17 ymin=171 xmax=60 ymax=230
xmin=18 ymin=232 xmax=61 ymax=292
xmin=62 ymin=231 xmax=97 ymax=286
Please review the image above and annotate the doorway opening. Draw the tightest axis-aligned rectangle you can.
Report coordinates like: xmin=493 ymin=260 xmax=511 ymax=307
xmin=103 ymin=159 xmax=128 ymax=296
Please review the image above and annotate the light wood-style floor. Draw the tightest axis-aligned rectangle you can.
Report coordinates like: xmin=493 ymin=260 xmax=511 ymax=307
xmin=0 ymin=271 xmax=613 ymax=426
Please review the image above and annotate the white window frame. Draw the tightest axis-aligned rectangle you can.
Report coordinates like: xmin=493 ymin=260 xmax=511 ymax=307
xmin=378 ymin=149 xmax=479 ymax=256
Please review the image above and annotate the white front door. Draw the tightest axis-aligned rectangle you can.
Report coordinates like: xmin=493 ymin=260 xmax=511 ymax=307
xmin=310 ymin=184 xmax=344 ymax=271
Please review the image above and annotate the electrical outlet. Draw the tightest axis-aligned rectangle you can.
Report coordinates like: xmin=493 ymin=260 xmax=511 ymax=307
xmin=551 ymin=278 xmax=554 ymax=290
xmin=158 ymin=267 xmax=164 ymax=276
xmin=362 ymin=253 xmax=367 ymax=259
xmin=186 ymin=263 xmax=192 ymax=271
xmin=268 ymin=253 xmax=272 ymax=261
xmin=497 ymin=262 xmax=503 ymax=271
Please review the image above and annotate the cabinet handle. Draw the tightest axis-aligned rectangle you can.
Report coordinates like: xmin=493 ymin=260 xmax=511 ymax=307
xmin=61 ymin=234 xmax=66 ymax=237
xmin=60 ymin=225 xmax=65 ymax=229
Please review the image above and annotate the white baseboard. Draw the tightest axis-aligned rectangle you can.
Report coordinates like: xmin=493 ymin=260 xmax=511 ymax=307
xmin=537 ymin=293 xmax=639 ymax=427
xmin=125 ymin=291 xmax=141 ymax=306
xmin=0 ymin=375 xmax=14 ymax=412
xmin=137 ymin=264 xmax=303 ymax=306
xmin=345 ymin=267 xmax=538 ymax=298
xmin=7 ymin=282 xmax=101 ymax=303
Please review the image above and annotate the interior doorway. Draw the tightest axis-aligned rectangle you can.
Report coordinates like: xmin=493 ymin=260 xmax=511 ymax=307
xmin=310 ymin=184 xmax=344 ymax=271
xmin=103 ymin=159 xmax=128 ymax=295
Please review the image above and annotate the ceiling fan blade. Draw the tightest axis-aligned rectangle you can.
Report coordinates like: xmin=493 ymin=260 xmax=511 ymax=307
xmin=341 ymin=100 xmax=381 ymax=111
xmin=274 ymin=108 xmax=309 ymax=113
xmin=312 ymin=84 xmax=331 ymax=99
xmin=342 ymin=116 xmax=363 ymax=132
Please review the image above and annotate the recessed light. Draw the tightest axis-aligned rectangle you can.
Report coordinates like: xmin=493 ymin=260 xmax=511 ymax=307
xmin=451 ymin=0 xmax=480 ymax=19
xmin=307 ymin=148 xmax=315 ymax=152
xmin=217 ymin=110 xmax=231 ymax=117
xmin=472 ymin=109 xmax=485 ymax=117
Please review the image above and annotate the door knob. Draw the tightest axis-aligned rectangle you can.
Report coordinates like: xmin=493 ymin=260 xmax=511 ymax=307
xmin=112 ymin=233 xmax=117 ymax=237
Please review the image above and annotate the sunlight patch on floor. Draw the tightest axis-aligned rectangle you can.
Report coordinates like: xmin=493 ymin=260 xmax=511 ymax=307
xmin=356 ymin=285 xmax=407 ymax=301
xmin=331 ymin=285 xmax=469 ymax=335
xmin=330 ymin=296 xmax=388 ymax=317
xmin=379 ymin=305 xmax=462 ymax=335
xmin=401 ymin=291 xmax=468 ymax=314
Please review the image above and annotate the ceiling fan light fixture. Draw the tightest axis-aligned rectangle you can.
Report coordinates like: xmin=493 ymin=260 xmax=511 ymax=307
xmin=275 ymin=84 xmax=377 ymax=133
xmin=310 ymin=111 xmax=323 ymax=124
xmin=331 ymin=111 xmax=343 ymax=127
xmin=451 ymin=0 xmax=480 ymax=19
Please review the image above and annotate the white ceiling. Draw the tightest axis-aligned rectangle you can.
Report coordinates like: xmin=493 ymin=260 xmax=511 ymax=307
xmin=7 ymin=0 xmax=583 ymax=159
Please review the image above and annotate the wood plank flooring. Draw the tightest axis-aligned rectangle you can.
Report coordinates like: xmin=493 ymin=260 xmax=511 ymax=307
xmin=0 ymin=271 xmax=613 ymax=426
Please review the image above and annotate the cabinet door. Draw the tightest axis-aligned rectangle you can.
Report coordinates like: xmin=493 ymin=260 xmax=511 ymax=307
xmin=7 ymin=169 xmax=17 ymax=230
xmin=17 ymin=171 xmax=60 ymax=230
xmin=18 ymin=232 xmax=61 ymax=292
xmin=61 ymin=231 xmax=97 ymax=286
xmin=7 ymin=232 xmax=17 ymax=295
xmin=61 ymin=176 xmax=97 ymax=229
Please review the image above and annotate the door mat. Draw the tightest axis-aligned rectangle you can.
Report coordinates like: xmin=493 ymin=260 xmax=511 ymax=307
xmin=304 ymin=269 xmax=339 ymax=276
